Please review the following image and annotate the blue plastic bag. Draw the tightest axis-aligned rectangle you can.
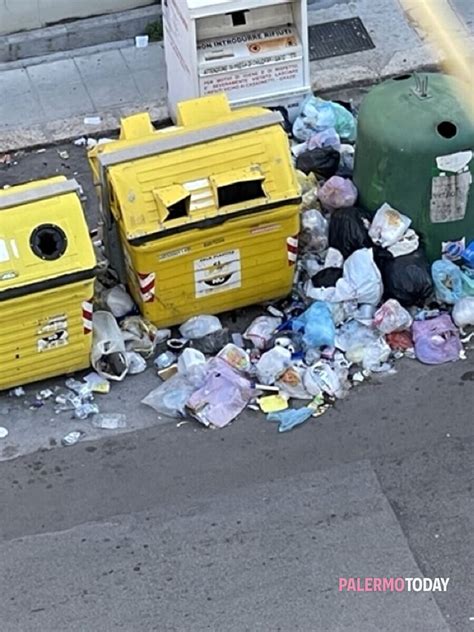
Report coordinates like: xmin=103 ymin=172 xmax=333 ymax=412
xmin=267 ymin=407 xmax=314 ymax=433
xmin=292 ymin=96 xmax=357 ymax=143
xmin=432 ymin=260 xmax=463 ymax=304
xmin=291 ymin=302 xmax=335 ymax=348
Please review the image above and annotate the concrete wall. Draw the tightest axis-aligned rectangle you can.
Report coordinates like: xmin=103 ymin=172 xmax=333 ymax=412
xmin=0 ymin=0 xmax=156 ymax=36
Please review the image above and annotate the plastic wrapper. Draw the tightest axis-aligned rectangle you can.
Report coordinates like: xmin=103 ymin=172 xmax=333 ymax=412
xmin=328 ymin=207 xmax=373 ymax=259
xmin=318 ymin=176 xmax=358 ymax=211
xmin=267 ymin=407 xmax=314 ymax=433
xmin=292 ymin=96 xmax=356 ymax=142
xmin=255 ymin=346 xmax=292 ymax=385
xmin=142 ymin=373 xmax=198 ymax=418
xmin=373 ymin=299 xmax=413 ymax=334
xmin=276 ymin=365 xmax=312 ymax=400
xmin=387 ymin=228 xmax=419 ymax=257
xmin=412 ymin=314 xmax=462 ymax=365
xmin=291 ymin=302 xmax=335 ymax=348
xmin=244 ymin=315 xmax=281 ymax=350
xmin=104 ymin=285 xmax=135 ymax=318
xmin=431 ymin=260 xmax=463 ymax=304
xmin=120 ymin=316 xmax=163 ymax=357
xmin=304 ymin=363 xmax=348 ymax=398
xmin=368 ymin=203 xmax=411 ymax=248
xmin=187 ymin=358 xmax=253 ymax=428
xmin=336 ymin=320 xmax=390 ymax=371
xmin=217 ymin=344 xmax=251 ymax=373
xmin=376 ymin=247 xmax=433 ymax=307
xmin=91 ymin=311 xmax=129 ymax=381
xmin=126 ymin=351 xmax=147 ymax=374
xmin=179 ymin=315 xmax=222 ymax=339
xmin=452 ymin=297 xmax=474 ymax=329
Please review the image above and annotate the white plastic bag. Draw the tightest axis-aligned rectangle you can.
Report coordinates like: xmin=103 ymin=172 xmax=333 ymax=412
xmin=256 ymin=346 xmax=292 ymax=385
xmin=105 ymin=285 xmax=135 ymax=318
xmin=179 ymin=315 xmax=222 ymax=339
xmin=142 ymin=374 xmax=197 ymax=418
xmin=126 ymin=351 xmax=147 ymax=374
xmin=335 ymin=248 xmax=383 ymax=305
xmin=369 ymin=203 xmax=412 ymax=248
xmin=373 ymin=299 xmax=413 ymax=334
xmin=244 ymin=316 xmax=281 ymax=350
xmin=91 ymin=311 xmax=129 ymax=381
xmin=300 ymin=209 xmax=328 ymax=254
xmin=452 ymin=297 xmax=474 ymax=329
xmin=177 ymin=348 xmax=207 ymax=386
xmin=387 ymin=228 xmax=419 ymax=257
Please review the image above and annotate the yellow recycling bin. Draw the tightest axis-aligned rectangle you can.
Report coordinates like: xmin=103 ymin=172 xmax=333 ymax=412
xmin=0 ymin=177 xmax=96 ymax=390
xmin=89 ymin=93 xmax=301 ymax=327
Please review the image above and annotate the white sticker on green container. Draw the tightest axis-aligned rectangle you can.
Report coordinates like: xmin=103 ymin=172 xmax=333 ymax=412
xmin=194 ymin=249 xmax=241 ymax=298
xmin=430 ymin=151 xmax=472 ymax=223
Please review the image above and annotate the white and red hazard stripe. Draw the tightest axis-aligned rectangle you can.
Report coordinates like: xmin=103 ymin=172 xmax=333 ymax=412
xmin=286 ymin=235 xmax=298 ymax=265
xmin=138 ymin=272 xmax=156 ymax=303
xmin=82 ymin=299 xmax=93 ymax=334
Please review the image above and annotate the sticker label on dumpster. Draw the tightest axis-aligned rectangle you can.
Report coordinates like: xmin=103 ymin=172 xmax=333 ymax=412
xmin=194 ymin=249 xmax=241 ymax=298
xmin=430 ymin=151 xmax=472 ymax=223
xmin=37 ymin=314 xmax=69 ymax=352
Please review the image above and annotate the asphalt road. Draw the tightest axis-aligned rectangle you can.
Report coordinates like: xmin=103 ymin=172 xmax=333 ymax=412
xmin=0 ymin=354 xmax=472 ymax=631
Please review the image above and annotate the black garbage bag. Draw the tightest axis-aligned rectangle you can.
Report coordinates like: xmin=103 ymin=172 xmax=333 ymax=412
xmin=190 ymin=327 xmax=230 ymax=355
xmin=328 ymin=206 xmax=373 ymax=259
xmin=375 ymin=247 xmax=433 ymax=307
xmin=295 ymin=147 xmax=340 ymax=179
xmin=311 ymin=267 xmax=343 ymax=288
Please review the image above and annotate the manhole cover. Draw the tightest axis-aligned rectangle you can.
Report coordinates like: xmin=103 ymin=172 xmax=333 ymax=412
xmin=308 ymin=17 xmax=375 ymax=61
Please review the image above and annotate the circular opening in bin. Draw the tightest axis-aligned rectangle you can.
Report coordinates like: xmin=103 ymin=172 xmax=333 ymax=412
xmin=30 ymin=224 xmax=67 ymax=261
xmin=437 ymin=121 xmax=458 ymax=139
xmin=393 ymin=74 xmax=412 ymax=81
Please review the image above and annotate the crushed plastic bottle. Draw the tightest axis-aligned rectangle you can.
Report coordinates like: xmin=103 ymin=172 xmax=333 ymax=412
xmin=61 ymin=431 xmax=84 ymax=446
xmin=73 ymin=402 xmax=99 ymax=420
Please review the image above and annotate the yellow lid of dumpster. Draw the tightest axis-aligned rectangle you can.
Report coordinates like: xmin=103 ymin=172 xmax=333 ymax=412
xmin=89 ymin=94 xmax=300 ymax=242
xmin=0 ymin=177 xmax=96 ymax=299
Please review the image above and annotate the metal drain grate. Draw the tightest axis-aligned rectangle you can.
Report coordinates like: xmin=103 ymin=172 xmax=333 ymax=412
xmin=308 ymin=17 xmax=375 ymax=61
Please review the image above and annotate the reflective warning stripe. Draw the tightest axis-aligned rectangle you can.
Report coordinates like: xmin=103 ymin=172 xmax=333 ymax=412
xmin=138 ymin=272 xmax=155 ymax=303
xmin=287 ymin=235 xmax=298 ymax=265
xmin=82 ymin=299 xmax=93 ymax=334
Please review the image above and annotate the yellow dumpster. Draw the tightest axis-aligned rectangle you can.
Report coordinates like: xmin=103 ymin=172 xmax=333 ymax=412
xmin=0 ymin=177 xmax=96 ymax=390
xmin=89 ymin=94 xmax=301 ymax=327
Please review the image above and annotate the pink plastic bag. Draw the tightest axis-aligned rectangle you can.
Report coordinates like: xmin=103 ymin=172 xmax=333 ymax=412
xmin=412 ymin=314 xmax=461 ymax=365
xmin=318 ymin=176 xmax=358 ymax=210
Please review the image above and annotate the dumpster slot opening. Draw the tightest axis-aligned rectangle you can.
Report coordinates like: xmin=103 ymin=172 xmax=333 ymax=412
xmin=154 ymin=185 xmax=191 ymax=222
xmin=229 ymin=11 xmax=247 ymax=27
xmin=217 ymin=180 xmax=265 ymax=207
xmin=30 ymin=224 xmax=67 ymax=261
xmin=437 ymin=121 xmax=458 ymax=139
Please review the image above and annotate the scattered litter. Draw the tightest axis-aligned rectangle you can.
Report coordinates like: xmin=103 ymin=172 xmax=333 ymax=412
xmin=0 ymin=427 xmax=9 ymax=439
xmin=84 ymin=116 xmax=101 ymax=125
xmin=412 ymin=314 xmax=462 ymax=365
xmin=154 ymin=351 xmax=177 ymax=370
xmin=61 ymin=431 xmax=84 ymax=446
xmin=92 ymin=413 xmax=127 ymax=430
xmin=37 ymin=388 xmax=54 ymax=400
xmin=91 ymin=311 xmax=129 ymax=380
xmin=126 ymin=351 xmax=147 ymax=374
xmin=135 ymin=35 xmax=149 ymax=48
xmin=36 ymin=148 xmax=46 ymax=153
xmin=57 ymin=150 xmax=69 ymax=160
xmin=257 ymin=393 xmax=289 ymax=413
xmin=218 ymin=343 xmax=251 ymax=373
xmin=73 ymin=402 xmax=99 ymax=420
xmin=452 ymin=297 xmax=474 ymax=329
xmin=120 ymin=315 xmax=161 ymax=357
xmin=244 ymin=315 xmax=281 ymax=350
xmin=142 ymin=373 xmax=198 ymax=419
xmin=432 ymin=260 xmax=463 ymax=305
xmin=0 ymin=153 xmax=12 ymax=165
xmin=267 ymin=406 xmax=314 ymax=433
xmin=256 ymin=346 xmax=292 ymax=385
xmin=191 ymin=328 xmax=230 ymax=354
xmin=84 ymin=372 xmax=110 ymax=394
xmin=105 ymin=285 xmax=135 ymax=318
xmin=179 ymin=314 xmax=222 ymax=339
xmin=10 ymin=387 xmax=25 ymax=397
xmin=368 ymin=203 xmax=411 ymax=248
xmin=157 ymin=364 xmax=178 ymax=381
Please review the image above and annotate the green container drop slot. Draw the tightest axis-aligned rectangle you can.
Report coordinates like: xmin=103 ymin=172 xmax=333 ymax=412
xmin=353 ymin=73 xmax=474 ymax=262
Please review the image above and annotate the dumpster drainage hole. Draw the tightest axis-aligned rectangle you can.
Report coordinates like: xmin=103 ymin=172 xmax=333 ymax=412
xmin=437 ymin=121 xmax=458 ymax=139
xmin=393 ymin=74 xmax=412 ymax=81
xmin=30 ymin=224 xmax=67 ymax=261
